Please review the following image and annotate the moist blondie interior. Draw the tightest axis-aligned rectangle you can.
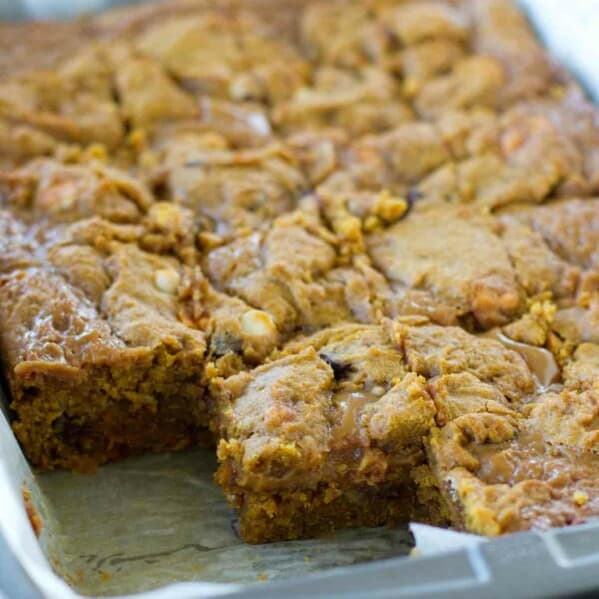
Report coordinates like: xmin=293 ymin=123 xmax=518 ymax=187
xmin=0 ymin=0 xmax=598 ymax=542
xmin=213 ymin=324 xmax=447 ymax=542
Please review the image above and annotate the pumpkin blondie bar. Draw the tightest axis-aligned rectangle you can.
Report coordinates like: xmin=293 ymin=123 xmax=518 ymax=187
xmin=0 ymin=0 xmax=598 ymax=545
xmin=0 ymin=213 xmax=207 ymax=471
xmin=213 ymin=324 xmax=444 ymax=542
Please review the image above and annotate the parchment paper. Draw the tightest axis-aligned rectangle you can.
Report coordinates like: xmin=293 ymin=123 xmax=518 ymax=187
xmin=36 ymin=447 xmax=414 ymax=596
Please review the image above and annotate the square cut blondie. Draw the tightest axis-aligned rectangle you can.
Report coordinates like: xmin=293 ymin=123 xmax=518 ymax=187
xmin=213 ymin=324 xmax=446 ymax=542
xmin=0 ymin=0 xmax=598 ymax=545
xmin=427 ymin=343 xmax=599 ymax=534
xmin=213 ymin=321 xmax=550 ymax=542
xmin=0 ymin=221 xmax=207 ymax=470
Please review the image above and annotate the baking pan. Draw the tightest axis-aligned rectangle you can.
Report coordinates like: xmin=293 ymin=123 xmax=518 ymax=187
xmin=1 ymin=1 xmax=599 ymax=598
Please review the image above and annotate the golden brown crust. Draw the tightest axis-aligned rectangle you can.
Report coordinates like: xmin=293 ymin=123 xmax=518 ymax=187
xmin=0 ymin=0 xmax=598 ymax=542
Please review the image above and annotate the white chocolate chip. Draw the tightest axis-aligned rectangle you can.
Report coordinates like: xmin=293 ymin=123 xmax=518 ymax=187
xmin=371 ymin=385 xmax=386 ymax=397
xmin=240 ymin=310 xmax=276 ymax=336
xmin=154 ymin=268 xmax=181 ymax=294
xmin=247 ymin=112 xmax=272 ymax=136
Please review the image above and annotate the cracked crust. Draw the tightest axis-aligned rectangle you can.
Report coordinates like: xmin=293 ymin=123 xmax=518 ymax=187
xmin=0 ymin=0 xmax=598 ymax=543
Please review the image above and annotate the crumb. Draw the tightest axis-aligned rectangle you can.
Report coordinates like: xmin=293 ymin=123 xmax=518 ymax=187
xmin=21 ymin=486 xmax=43 ymax=538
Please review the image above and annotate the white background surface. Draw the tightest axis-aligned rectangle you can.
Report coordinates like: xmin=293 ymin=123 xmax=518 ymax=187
xmin=519 ymin=0 xmax=599 ymax=100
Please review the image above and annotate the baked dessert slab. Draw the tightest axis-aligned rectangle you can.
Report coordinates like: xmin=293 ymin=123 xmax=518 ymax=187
xmin=427 ymin=342 xmax=599 ymax=534
xmin=213 ymin=318 xmax=551 ymax=542
xmin=0 ymin=0 xmax=597 ymax=544
xmin=0 ymin=208 xmax=208 ymax=470
xmin=214 ymin=324 xmax=449 ymax=542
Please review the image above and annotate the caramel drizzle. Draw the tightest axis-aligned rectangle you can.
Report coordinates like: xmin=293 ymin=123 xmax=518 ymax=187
xmin=483 ymin=328 xmax=560 ymax=392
